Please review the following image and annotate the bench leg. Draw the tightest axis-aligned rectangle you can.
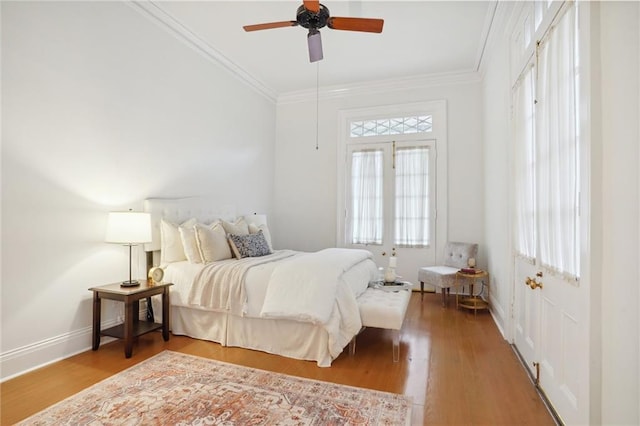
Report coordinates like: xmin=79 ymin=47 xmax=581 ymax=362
xmin=349 ymin=336 xmax=356 ymax=356
xmin=420 ymin=281 xmax=424 ymax=300
xmin=392 ymin=330 xmax=400 ymax=362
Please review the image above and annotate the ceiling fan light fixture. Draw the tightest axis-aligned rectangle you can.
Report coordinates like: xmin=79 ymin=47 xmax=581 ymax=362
xmin=243 ymin=0 xmax=383 ymax=62
xmin=307 ymin=29 xmax=323 ymax=62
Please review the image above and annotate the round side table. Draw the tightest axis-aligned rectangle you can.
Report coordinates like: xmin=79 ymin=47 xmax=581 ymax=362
xmin=455 ymin=270 xmax=490 ymax=316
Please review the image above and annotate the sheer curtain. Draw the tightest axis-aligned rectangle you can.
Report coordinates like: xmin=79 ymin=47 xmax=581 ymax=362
xmin=513 ymin=64 xmax=536 ymax=260
xmin=394 ymin=146 xmax=430 ymax=247
xmin=536 ymin=5 xmax=579 ymax=279
xmin=350 ymin=149 xmax=383 ymax=244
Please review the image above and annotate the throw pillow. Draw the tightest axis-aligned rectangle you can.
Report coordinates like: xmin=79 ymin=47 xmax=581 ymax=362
xmin=160 ymin=218 xmax=196 ymax=264
xmin=228 ymin=231 xmax=271 ymax=258
xmin=221 ymin=218 xmax=249 ymax=235
xmin=178 ymin=225 xmax=202 ymax=264
xmin=248 ymin=223 xmax=273 ymax=251
xmin=195 ymin=222 xmax=232 ymax=262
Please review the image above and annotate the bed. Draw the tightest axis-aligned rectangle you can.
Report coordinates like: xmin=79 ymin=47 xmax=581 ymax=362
xmin=143 ymin=197 xmax=377 ymax=367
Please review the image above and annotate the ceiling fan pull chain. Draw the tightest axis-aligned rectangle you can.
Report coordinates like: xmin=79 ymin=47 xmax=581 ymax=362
xmin=316 ymin=61 xmax=320 ymax=151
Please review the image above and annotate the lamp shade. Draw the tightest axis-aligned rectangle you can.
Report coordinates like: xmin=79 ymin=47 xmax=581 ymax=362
xmin=105 ymin=211 xmax=152 ymax=244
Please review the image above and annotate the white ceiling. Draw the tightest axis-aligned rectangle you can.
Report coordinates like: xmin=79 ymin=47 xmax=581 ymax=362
xmin=143 ymin=1 xmax=495 ymax=96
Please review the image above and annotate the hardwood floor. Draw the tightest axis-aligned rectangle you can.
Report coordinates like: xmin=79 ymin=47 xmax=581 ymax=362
xmin=1 ymin=293 xmax=554 ymax=425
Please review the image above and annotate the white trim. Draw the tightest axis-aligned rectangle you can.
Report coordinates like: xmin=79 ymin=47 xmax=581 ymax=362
xmin=278 ymin=71 xmax=481 ymax=105
xmin=1 ymin=301 xmax=149 ymax=381
xmin=477 ymin=2 xmax=516 ymax=78
xmin=0 ymin=319 xmax=119 ymax=382
xmin=474 ymin=1 xmax=499 ymax=72
xmin=126 ymin=0 xmax=277 ymax=103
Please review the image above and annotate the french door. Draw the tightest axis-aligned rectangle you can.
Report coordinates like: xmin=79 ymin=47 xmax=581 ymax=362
xmin=511 ymin=2 xmax=588 ymax=424
xmin=337 ymin=101 xmax=448 ymax=285
xmin=344 ymin=139 xmax=437 ymax=281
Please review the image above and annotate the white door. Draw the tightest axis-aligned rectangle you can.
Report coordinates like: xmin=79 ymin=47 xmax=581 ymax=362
xmin=344 ymin=139 xmax=437 ymax=280
xmin=510 ymin=3 xmax=588 ymax=424
xmin=513 ymin=259 xmax=584 ymax=425
xmin=337 ymin=102 xmax=448 ymax=286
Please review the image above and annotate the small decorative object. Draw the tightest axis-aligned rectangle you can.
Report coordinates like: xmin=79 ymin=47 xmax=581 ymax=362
xmin=384 ymin=255 xmax=397 ymax=282
xmin=468 ymin=257 xmax=476 ymax=268
xmin=384 ymin=267 xmax=396 ymax=283
xmin=149 ymin=266 xmax=164 ymax=284
xmin=105 ymin=210 xmax=152 ymax=287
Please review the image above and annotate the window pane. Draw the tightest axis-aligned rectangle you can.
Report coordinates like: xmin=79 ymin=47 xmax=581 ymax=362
xmin=394 ymin=146 xmax=429 ymax=247
xmin=351 ymin=149 xmax=383 ymax=244
xmin=350 ymin=115 xmax=432 ymax=138
xmin=513 ymin=66 xmax=536 ymax=260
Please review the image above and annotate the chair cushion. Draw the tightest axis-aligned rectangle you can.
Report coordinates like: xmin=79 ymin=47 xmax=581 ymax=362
xmin=443 ymin=242 xmax=478 ymax=268
xmin=418 ymin=265 xmax=460 ymax=289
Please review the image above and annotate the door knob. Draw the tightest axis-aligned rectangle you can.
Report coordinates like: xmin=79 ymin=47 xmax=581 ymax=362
xmin=526 ymin=276 xmax=543 ymax=290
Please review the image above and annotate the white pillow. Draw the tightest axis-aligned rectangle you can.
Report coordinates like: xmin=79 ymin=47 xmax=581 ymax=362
xmin=160 ymin=218 xmax=196 ymax=264
xmin=221 ymin=218 xmax=249 ymax=235
xmin=195 ymin=222 xmax=232 ymax=262
xmin=179 ymin=225 xmax=202 ymax=264
xmin=249 ymin=223 xmax=273 ymax=250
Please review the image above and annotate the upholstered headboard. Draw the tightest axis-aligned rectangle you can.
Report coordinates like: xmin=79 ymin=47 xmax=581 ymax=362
xmin=143 ymin=197 xmax=236 ymax=253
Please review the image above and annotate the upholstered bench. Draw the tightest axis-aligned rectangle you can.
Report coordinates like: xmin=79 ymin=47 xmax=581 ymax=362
xmin=350 ymin=286 xmax=412 ymax=362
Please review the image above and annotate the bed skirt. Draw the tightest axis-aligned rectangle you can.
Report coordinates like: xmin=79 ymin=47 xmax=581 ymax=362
xmin=152 ymin=299 xmax=335 ymax=367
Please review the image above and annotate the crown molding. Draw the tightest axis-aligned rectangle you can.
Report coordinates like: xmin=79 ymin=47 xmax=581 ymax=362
xmin=277 ymin=70 xmax=483 ymax=105
xmin=474 ymin=1 xmax=499 ymax=72
xmin=477 ymin=1 xmax=516 ymax=79
xmin=127 ymin=0 xmax=278 ymax=104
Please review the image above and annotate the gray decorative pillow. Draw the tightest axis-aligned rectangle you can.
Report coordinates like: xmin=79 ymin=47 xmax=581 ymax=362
xmin=228 ymin=231 xmax=271 ymax=258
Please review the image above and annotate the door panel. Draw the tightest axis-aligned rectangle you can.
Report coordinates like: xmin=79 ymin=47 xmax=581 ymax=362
xmin=514 ymin=256 xmax=584 ymax=424
xmin=538 ymin=272 xmax=582 ymax=424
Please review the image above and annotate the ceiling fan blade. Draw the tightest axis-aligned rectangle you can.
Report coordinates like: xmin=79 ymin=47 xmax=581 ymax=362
xmin=303 ymin=0 xmax=320 ymax=13
xmin=327 ymin=17 xmax=384 ymax=33
xmin=307 ymin=29 xmax=323 ymax=63
xmin=243 ymin=21 xmax=298 ymax=32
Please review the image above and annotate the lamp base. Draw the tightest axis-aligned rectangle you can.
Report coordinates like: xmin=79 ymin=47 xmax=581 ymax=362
xmin=120 ymin=280 xmax=140 ymax=288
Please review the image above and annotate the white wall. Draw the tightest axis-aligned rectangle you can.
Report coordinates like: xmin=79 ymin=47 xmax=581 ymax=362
xmin=599 ymin=2 xmax=640 ymax=423
xmin=273 ymin=77 xmax=486 ymax=273
xmin=1 ymin=1 xmax=275 ymax=379
xmin=479 ymin=3 xmax=513 ymax=333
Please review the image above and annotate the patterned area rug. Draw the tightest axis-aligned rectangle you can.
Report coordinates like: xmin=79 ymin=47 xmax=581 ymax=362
xmin=19 ymin=351 xmax=412 ymax=425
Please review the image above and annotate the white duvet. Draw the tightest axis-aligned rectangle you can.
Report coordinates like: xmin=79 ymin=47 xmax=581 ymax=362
xmin=260 ymin=248 xmax=372 ymax=324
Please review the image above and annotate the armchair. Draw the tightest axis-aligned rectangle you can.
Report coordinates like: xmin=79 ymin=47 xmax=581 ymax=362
xmin=418 ymin=242 xmax=478 ymax=306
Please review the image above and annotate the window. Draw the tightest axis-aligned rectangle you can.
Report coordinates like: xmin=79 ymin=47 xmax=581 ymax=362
xmin=338 ymin=101 xmax=447 ymax=267
xmin=512 ymin=4 xmax=579 ymax=280
xmin=348 ymin=141 xmax=434 ymax=248
xmin=350 ymin=115 xmax=432 ymax=138
xmin=350 ymin=149 xmax=383 ymax=245
xmin=394 ymin=146 xmax=430 ymax=247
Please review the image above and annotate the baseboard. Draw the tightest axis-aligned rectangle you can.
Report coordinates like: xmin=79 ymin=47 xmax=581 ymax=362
xmin=0 ymin=318 xmax=118 ymax=382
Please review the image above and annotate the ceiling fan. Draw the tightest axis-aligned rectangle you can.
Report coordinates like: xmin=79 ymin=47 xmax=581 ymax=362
xmin=243 ymin=0 xmax=384 ymax=63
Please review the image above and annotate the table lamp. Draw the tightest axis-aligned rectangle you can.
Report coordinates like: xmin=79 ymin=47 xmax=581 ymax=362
xmin=106 ymin=210 xmax=152 ymax=287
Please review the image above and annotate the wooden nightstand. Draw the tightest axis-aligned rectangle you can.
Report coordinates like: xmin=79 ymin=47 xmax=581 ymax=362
xmin=89 ymin=280 xmax=172 ymax=358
